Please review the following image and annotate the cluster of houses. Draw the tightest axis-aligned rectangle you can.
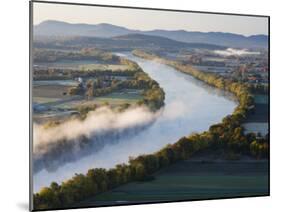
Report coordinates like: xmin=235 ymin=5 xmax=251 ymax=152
xmin=165 ymin=49 xmax=268 ymax=85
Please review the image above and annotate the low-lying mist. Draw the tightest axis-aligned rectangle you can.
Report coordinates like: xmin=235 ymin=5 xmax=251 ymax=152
xmin=34 ymin=106 xmax=161 ymax=154
xmin=214 ymin=48 xmax=260 ymax=56
xmin=33 ymin=106 xmax=164 ymax=172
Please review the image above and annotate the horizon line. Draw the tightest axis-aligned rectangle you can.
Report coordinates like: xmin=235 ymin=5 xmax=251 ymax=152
xmin=35 ymin=19 xmax=268 ymax=37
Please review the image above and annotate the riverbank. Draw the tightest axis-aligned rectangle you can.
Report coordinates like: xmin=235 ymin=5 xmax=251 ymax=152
xmin=132 ymin=49 xmax=268 ymax=158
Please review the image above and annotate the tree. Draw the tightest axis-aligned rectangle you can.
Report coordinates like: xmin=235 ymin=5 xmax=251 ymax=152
xmin=85 ymin=79 xmax=94 ymax=99
xmin=134 ymin=163 xmax=146 ymax=180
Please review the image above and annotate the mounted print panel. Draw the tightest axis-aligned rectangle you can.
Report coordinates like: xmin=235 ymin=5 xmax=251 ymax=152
xmin=30 ymin=1 xmax=269 ymax=211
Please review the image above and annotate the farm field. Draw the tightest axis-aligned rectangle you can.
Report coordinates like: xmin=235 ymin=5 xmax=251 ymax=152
xmin=32 ymin=50 xmax=145 ymax=124
xmin=254 ymin=95 xmax=268 ymax=104
xmin=33 ymin=80 xmax=79 ymax=86
xmin=245 ymin=103 xmax=268 ymax=122
xmin=247 ymin=94 xmax=268 ymax=122
xmin=243 ymin=122 xmax=268 ymax=136
xmin=79 ymin=64 xmax=129 ymax=71
xmin=93 ymin=89 xmax=143 ymax=103
xmin=243 ymin=94 xmax=268 ymax=136
xmin=33 ymin=110 xmax=80 ymax=123
xmin=33 ymin=84 xmax=71 ymax=99
xmin=76 ymin=160 xmax=268 ymax=207
xmin=33 ymin=84 xmax=143 ymax=123
xmin=54 ymin=89 xmax=141 ymax=106
xmin=92 ymin=96 xmax=140 ymax=106
xmin=35 ymin=59 xmax=103 ymax=66
xmin=52 ymin=89 xmax=143 ymax=109
xmin=35 ymin=60 xmax=129 ymax=71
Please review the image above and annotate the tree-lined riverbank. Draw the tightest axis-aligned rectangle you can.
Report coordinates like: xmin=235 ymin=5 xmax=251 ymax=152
xmin=33 ymin=51 xmax=268 ymax=210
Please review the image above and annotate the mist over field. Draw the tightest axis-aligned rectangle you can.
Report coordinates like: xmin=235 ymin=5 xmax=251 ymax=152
xmin=34 ymin=106 xmax=163 ymax=156
xmin=214 ymin=48 xmax=260 ymax=56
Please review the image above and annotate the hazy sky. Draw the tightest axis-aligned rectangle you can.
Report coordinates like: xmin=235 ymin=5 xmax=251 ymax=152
xmin=33 ymin=2 xmax=268 ymax=36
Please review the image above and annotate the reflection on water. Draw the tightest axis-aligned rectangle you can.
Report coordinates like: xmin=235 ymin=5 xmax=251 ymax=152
xmin=33 ymin=53 xmax=237 ymax=192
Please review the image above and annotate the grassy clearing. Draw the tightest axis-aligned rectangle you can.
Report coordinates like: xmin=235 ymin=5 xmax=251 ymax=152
xmin=243 ymin=94 xmax=268 ymax=135
xmin=33 ymin=97 xmax=61 ymax=104
xmin=254 ymin=95 xmax=268 ymax=104
xmin=76 ymin=160 xmax=268 ymax=206
xmin=245 ymin=103 xmax=268 ymax=123
xmin=34 ymin=89 xmax=143 ymax=111
xmin=93 ymin=90 xmax=142 ymax=106
xmin=244 ymin=94 xmax=268 ymax=123
xmin=243 ymin=122 xmax=268 ymax=136
xmin=97 ymin=89 xmax=143 ymax=100
xmin=33 ymin=84 xmax=71 ymax=99
xmin=79 ymin=64 xmax=129 ymax=71
xmin=33 ymin=80 xmax=79 ymax=86
xmin=50 ymin=89 xmax=143 ymax=109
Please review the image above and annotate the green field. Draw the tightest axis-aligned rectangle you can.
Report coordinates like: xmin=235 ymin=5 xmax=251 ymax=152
xmin=33 ymin=87 xmax=143 ymax=123
xmin=79 ymin=64 xmax=129 ymax=71
xmin=76 ymin=160 xmax=268 ymax=207
xmin=243 ymin=94 xmax=268 ymax=135
xmin=94 ymin=89 xmax=143 ymax=104
xmin=33 ymin=97 xmax=61 ymax=104
xmin=254 ymin=95 xmax=268 ymax=104
xmin=50 ymin=89 xmax=143 ymax=109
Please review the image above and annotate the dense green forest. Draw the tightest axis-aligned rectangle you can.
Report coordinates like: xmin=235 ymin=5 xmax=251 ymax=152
xmin=33 ymin=50 xmax=268 ymax=210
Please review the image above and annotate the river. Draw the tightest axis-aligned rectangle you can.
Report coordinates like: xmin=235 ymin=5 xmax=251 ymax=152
xmin=33 ymin=53 xmax=237 ymax=192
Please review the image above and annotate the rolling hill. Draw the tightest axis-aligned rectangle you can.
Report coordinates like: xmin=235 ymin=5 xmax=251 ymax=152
xmin=34 ymin=20 xmax=268 ymax=49
xmin=34 ymin=33 xmax=226 ymax=51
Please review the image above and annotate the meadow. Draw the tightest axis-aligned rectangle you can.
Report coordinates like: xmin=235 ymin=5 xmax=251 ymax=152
xmin=79 ymin=64 xmax=129 ymax=71
xmin=76 ymin=160 xmax=268 ymax=207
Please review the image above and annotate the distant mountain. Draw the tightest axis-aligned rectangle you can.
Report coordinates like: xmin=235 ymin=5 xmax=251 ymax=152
xmin=34 ymin=33 xmax=225 ymax=51
xmin=34 ymin=20 xmax=133 ymax=37
xmin=143 ymin=30 xmax=268 ymax=49
xmin=112 ymin=33 xmax=225 ymax=50
xmin=34 ymin=20 xmax=268 ymax=48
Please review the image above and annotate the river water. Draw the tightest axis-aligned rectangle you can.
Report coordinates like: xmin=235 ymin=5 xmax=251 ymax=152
xmin=33 ymin=53 xmax=237 ymax=192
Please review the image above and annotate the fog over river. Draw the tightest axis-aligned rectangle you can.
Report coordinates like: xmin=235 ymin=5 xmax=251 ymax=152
xmin=33 ymin=53 xmax=237 ymax=192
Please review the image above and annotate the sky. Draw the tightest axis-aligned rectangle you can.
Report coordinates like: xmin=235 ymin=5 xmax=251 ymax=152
xmin=33 ymin=2 xmax=268 ymax=36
